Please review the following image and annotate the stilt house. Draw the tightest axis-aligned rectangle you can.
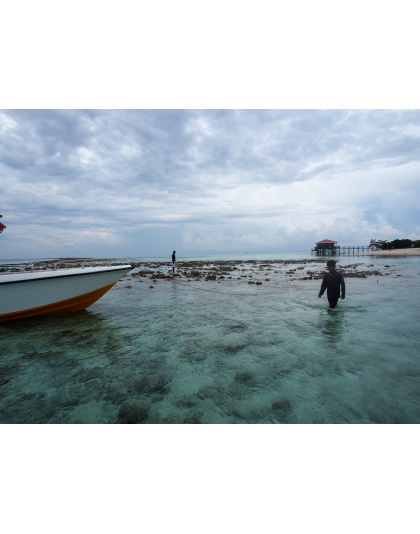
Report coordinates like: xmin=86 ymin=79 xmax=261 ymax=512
xmin=314 ymin=239 xmax=340 ymax=255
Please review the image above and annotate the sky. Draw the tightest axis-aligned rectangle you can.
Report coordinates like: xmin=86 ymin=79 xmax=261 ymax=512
xmin=1 ymin=109 xmax=419 ymax=259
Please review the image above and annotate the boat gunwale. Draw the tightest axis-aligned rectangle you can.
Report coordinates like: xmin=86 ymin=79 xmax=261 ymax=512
xmin=0 ymin=265 xmax=133 ymax=286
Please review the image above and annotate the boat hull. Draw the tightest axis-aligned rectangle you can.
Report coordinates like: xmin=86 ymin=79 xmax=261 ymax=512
xmin=0 ymin=265 xmax=132 ymax=322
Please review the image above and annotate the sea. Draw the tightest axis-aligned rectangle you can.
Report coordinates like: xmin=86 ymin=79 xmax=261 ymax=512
xmin=1 ymin=252 xmax=420 ymax=424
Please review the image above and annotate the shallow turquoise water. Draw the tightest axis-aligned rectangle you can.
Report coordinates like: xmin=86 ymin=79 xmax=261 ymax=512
xmin=1 ymin=255 xmax=419 ymax=423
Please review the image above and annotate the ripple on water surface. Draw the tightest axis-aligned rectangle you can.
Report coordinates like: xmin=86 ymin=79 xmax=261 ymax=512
xmin=1 ymin=257 xmax=420 ymax=423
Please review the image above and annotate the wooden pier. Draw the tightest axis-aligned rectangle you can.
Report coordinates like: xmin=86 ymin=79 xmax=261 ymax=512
xmin=339 ymin=246 xmax=374 ymax=255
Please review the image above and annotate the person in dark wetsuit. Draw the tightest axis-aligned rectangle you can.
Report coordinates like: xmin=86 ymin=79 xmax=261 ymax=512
xmin=318 ymin=259 xmax=345 ymax=308
xmin=172 ymin=251 xmax=176 ymax=274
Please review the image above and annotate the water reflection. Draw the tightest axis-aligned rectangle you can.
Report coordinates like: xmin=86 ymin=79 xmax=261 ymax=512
xmin=318 ymin=308 xmax=344 ymax=344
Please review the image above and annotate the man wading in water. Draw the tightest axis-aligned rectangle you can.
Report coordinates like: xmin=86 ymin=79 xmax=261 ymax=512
xmin=172 ymin=251 xmax=176 ymax=274
xmin=318 ymin=259 xmax=345 ymax=308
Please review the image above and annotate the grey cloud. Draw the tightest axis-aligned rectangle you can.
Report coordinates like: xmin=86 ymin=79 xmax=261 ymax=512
xmin=1 ymin=109 xmax=419 ymax=257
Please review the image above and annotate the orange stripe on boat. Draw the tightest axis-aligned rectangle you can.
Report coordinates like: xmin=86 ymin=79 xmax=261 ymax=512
xmin=0 ymin=282 xmax=117 ymax=322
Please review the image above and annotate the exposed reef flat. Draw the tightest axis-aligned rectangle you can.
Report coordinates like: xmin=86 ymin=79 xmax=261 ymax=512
xmin=0 ymin=257 xmax=392 ymax=284
xmin=128 ymin=258 xmax=392 ymax=284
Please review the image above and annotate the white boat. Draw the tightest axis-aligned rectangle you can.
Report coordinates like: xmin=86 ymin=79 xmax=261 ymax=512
xmin=0 ymin=264 xmax=132 ymax=322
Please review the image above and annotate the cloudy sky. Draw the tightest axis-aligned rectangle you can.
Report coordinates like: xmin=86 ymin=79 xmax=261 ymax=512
xmin=1 ymin=109 xmax=419 ymax=259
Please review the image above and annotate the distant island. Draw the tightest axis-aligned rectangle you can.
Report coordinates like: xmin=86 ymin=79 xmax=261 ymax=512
xmin=369 ymin=238 xmax=420 ymax=250
xmin=366 ymin=238 xmax=420 ymax=256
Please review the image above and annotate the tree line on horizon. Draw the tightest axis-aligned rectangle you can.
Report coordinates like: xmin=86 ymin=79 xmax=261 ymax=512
xmin=369 ymin=238 xmax=420 ymax=250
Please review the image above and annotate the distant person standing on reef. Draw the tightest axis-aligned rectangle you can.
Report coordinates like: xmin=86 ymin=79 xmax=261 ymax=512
xmin=318 ymin=259 xmax=345 ymax=308
xmin=172 ymin=251 xmax=176 ymax=274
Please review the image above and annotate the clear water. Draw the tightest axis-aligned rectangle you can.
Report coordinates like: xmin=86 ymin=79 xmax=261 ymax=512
xmin=1 ymin=254 xmax=419 ymax=423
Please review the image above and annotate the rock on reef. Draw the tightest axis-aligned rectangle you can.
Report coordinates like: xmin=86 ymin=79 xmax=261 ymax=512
xmin=118 ymin=401 xmax=151 ymax=423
